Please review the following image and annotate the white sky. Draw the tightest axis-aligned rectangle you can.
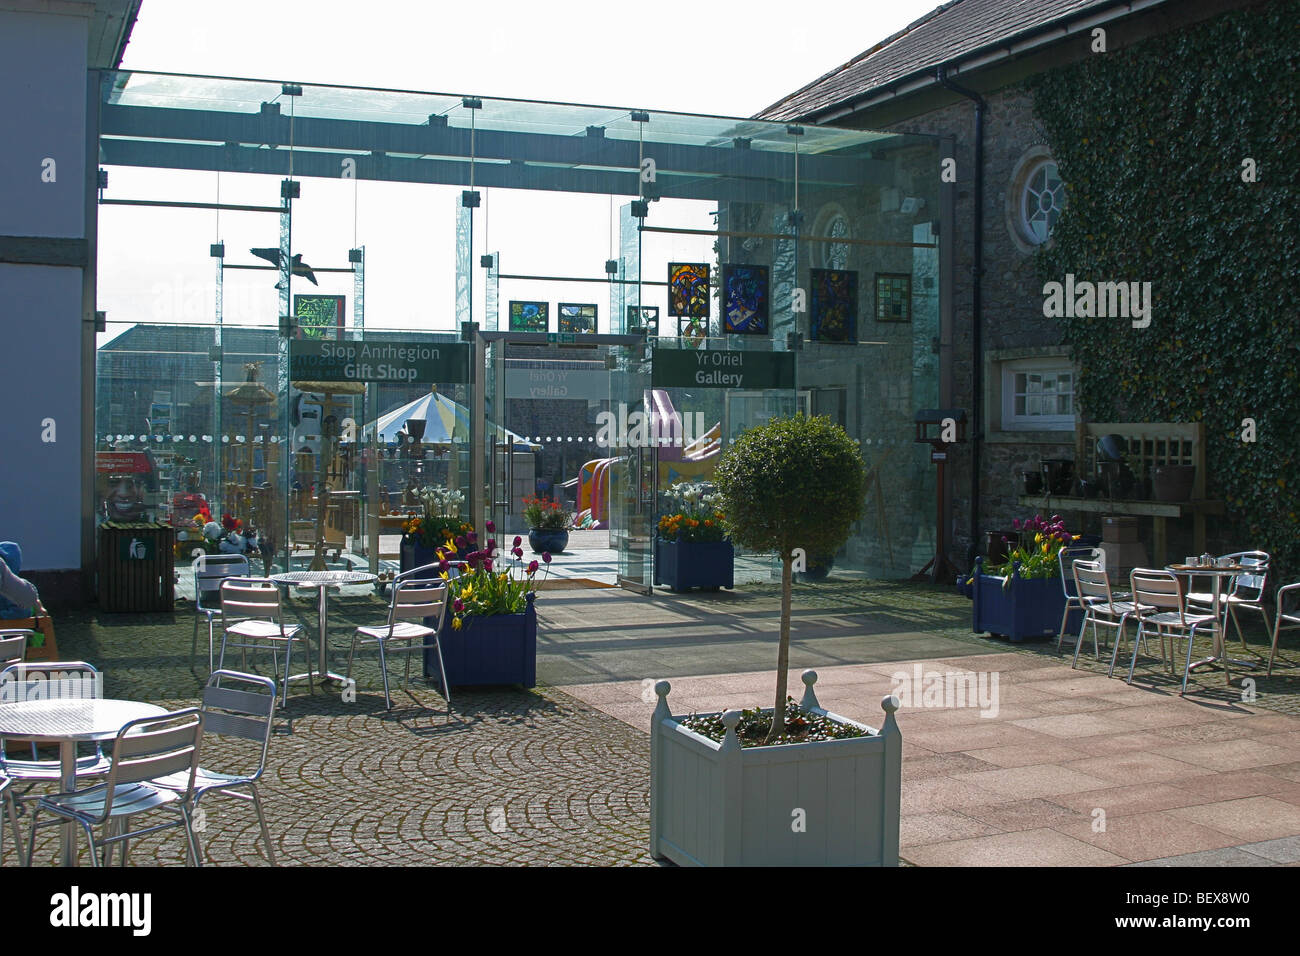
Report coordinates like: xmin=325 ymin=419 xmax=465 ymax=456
xmin=101 ymin=0 xmax=940 ymax=339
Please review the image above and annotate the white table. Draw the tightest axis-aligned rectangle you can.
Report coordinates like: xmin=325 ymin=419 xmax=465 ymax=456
xmin=0 ymin=698 xmax=167 ymax=865
xmin=270 ymin=570 xmax=377 ymax=684
xmin=1166 ymin=563 xmax=1257 ymax=676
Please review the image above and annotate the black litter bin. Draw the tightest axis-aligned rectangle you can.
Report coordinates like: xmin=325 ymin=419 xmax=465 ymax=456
xmin=98 ymin=522 xmax=175 ymax=612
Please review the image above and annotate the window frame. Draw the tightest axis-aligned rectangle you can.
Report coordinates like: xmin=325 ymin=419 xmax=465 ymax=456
xmin=1000 ymin=357 xmax=1075 ymax=432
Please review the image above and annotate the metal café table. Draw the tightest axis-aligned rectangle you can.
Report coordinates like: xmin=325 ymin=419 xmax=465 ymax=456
xmin=1165 ymin=563 xmax=1256 ymax=676
xmin=270 ymin=569 xmax=377 ymax=685
xmin=0 ymin=698 xmax=167 ymax=866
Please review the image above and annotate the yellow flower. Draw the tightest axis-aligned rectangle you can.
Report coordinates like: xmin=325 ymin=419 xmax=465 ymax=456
xmin=452 ymin=617 xmax=462 ymax=630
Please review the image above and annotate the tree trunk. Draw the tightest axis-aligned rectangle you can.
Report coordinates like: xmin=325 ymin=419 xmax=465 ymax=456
xmin=765 ymin=552 xmax=794 ymax=745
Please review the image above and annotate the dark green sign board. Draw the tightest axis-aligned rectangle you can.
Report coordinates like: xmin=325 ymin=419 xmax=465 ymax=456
xmin=290 ymin=340 xmax=471 ymax=384
xmin=651 ymin=347 xmax=796 ymax=390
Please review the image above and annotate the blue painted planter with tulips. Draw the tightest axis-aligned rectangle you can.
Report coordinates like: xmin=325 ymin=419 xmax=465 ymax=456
xmin=971 ymin=557 xmax=1076 ymax=643
xmin=425 ymin=591 xmax=537 ymax=688
xmin=653 ymin=538 xmax=734 ymax=591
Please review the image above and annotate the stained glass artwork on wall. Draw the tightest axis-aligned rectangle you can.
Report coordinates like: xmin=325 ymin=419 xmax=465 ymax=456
xmin=558 ymin=303 xmax=598 ymax=334
xmin=627 ymin=306 xmax=659 ymax=335
xmin=294 ymin=294 xmax=345 ymax=339
xmin=668 ymin=262 xmax=710 ymax=318
xmin=721 ymin=264 xmax=769 ymax=334
xmin=508 ymin=300 xmax=549 ymax=332
xmin=678 ymin=315 xmax=708 ymax=349
xmin=809 ymin=269 xmax=858 ymax=343
xmin=875 ymin=273 xmax=912 ymax=322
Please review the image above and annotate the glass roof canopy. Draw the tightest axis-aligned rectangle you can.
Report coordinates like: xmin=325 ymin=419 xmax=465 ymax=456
xmin=98 ymin=70 xmax=907 ymax=202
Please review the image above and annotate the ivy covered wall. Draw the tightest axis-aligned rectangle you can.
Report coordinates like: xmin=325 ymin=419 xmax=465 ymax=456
xmin=1030 ymin=0 xmax=1300 ymax=576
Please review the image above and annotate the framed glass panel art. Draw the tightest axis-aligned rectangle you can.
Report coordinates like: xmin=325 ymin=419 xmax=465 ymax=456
xmin=678 ymin=316 xmax=708 ymax=349
xmin=626 ymin=306 xmax=659 ymax=335
xmin=721 ymin=263 xmax=769 ymax=335
xmin=558 ymin=302 xmax=598 ymax=334
xmin=668 ymin=262 xmax=710 ymax=318
xmin=875 ymin=273 xmax=912 ymax=322
xmin=809 ymin=269 xmax=857 ymax=343
xmin=294 ymin=294 xmax=345 ymax=340
xmin=508 ymin=300 xmax=549 ymax=332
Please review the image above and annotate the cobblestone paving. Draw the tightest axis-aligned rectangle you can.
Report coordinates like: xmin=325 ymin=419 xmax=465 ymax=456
xmin=14 ymin=593 xmax=655 ymax=867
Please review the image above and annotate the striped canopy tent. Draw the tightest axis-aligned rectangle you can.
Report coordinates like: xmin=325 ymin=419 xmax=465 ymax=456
xmin=364 ymin=389 xmax=538 ymax=450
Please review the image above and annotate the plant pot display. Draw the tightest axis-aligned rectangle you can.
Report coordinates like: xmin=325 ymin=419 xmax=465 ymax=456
xmin=651 ymin=673 xmax=901 ymax=866
xmin=795 ymin=553 xmax=835 ymax=582
xmin=1039 ymin=459 xmax=1074 ymax=496
xmin=648 ymin=415 xmax=894 ymax=866
xmin=522 ymin=494 xmax=571 ymax=554
xmin=1152 ymin=464 xmax=1196 ymax=502
xmin=654 ymin=482 xmax=732 ymax=591
xmin=1020 ymin=471 xmax=1043 ymax=496
xmin=419 ymin=521 xmax=550 ymax=688
xmin=966 ymin=514 xmax=1085 ymax=642
xmin=399 ymin=485 xmax=473 ymax=574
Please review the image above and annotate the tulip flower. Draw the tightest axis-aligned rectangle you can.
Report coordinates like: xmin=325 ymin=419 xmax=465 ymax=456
xmin=542 ymin=552 xmax=552 ymax=564
xmin=486 ymin=519 xmax=495 ymax=533
xmin=512 ymin=547 xmax=523 ymax=558
xmin=527 ymin=560 xmax=539 ymax=574
xmin=513 ymin=535 xmax=522 ymax=548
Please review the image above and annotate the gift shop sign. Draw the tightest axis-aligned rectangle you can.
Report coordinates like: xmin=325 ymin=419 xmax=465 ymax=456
xmin=290 ymin=340 xmax=470 ymax=383
xmin=651 ymin=347 xmax=795 ymax=390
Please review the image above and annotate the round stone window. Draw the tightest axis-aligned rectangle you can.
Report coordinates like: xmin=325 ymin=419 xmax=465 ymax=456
xmin=1007 ymin=147 xmax=1067 ymax=252
xmin=812 ymin=203 xmax=852 ymax=270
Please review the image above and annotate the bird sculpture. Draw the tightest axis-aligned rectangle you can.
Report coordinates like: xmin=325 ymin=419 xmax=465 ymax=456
xmin=249 ymin=247 xmax=319 ymax=286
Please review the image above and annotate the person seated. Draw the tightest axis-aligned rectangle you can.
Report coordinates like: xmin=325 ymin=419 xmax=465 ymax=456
xmin=0 ymin=541 xmax=45 ymax=619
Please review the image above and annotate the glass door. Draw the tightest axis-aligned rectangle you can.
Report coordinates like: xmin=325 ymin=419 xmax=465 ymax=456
xmin=610 ymin=340 xmax=653 ymax=592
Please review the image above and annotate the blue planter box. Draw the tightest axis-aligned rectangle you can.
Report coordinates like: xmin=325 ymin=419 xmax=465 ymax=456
xmin=401 ymin=541 xmax=441 ymax=575
xmin=971 ymin=558 xmax=1081 ymax=643
xmin=653 ymin=538 xmax=734 ymax=591
xmin=424 ymin=592 xmax=536 ymax=688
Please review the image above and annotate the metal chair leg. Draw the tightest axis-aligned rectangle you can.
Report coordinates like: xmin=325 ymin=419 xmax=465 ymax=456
xmin=250 ymin=785 xmax=277 ymax=865
xmin=1268 ymin=616 xmax=1282 ymax=677
xmin=1180 ymin=626 xmax=1199 ymax=696
xmin=378 ymin=640 xmax=392 ymax=710
xmin=433 ymin=636 xmax=451 ymax=714
xmin=1072 ymin=611 xmax=1089 ymax=668
xmin=1057 ymin=602 xmax=1071 ymax=655
xmin=181 ymin=805 xmax=202 ymax=867
xmin=1127 ymin=621 xmax=1146 ymax=684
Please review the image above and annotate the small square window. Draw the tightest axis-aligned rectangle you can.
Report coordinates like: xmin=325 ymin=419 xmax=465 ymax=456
xmin=1001 ymin=358 xmax=1075 ymax=431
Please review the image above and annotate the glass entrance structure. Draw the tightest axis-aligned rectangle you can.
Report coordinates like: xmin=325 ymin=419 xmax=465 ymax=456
xmin=94 ymin=70 xmax=945 ymax=583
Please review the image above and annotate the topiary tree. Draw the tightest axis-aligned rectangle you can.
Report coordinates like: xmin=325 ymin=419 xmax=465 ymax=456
xmin=713 ymin=414 xmax=866 ymax=743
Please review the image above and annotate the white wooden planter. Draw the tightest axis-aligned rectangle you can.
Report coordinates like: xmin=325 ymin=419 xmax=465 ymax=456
xmin=650 ymin=670 xmax=901 ymax=867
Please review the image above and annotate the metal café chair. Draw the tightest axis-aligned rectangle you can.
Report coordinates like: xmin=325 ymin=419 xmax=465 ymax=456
xmin=0 ymin=632 xmax=27 ymax=669
xmin=1069 ymin=560 xmax=1146 ymax=674
xmin=0 ymin=775 xmax=22 ymax=866
xmin=153 ymin=670 xmax=279 ymax=864
xmin=1129 ymin=569 xmax=1219 ymax=695
xmin=0 ymin=661 xmax=110 ymax=857
xmin=218 ymin=578 xmax=312 ymax=708
xmin=348 ymin=563 xmax=450 ymax=711
xmin=1186 ymin=551 xmax=1270 ymax=656
xmin=191 ymin=553 xmax=251 ymax=673
xmin=1267 ymin=582 xmax=1300 ymax=676
xmin=1057 ymin=547 xmax=1104 ymax=656
xmin=26 ymin=708 xmax=204 ymax=867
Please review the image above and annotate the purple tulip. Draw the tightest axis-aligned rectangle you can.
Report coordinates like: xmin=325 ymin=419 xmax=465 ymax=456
xmin=512 ymin=547 xmax=523 ymax=558
xmin=1012 ymin=518 xmax=1021 ymax=530
xmin=542 ymin=552 xmax=552 ymax=564
xmin=455 ymin=535 xmax=467 ymax=549
xmin=1001 ymin=535 xmax=1009 ymax=544
xmin=486 ymin=519 xmax=495 ymax=533
xmin=527 ymin=560 xmax=539 ymax=574
xmin=439 ymin=559 xmax=450 ymax=571
xmin=453 ymin=598 xmax=464 ymax=612
xmin=467 ymin=531 xmax=477 ymax=543
xmin=487 ymin=538 xmax=497 ymax=553
xmin=513 ymin=535 xmax=522 ymax=548
xmin=484 ymin=559 xmax=494 ymax=572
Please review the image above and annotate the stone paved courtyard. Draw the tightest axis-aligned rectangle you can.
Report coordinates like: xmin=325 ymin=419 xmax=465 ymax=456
xmin=11 ymin=577 xmax=1300 ymax=866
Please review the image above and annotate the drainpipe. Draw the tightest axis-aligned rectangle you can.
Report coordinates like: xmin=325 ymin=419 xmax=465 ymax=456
xmin=935 ymin=64 xmax=985 ymax=565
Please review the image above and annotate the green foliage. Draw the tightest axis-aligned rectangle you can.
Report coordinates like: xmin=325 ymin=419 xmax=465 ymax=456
xmin=1029 ymin=0 xmax=1300 ymax=577
xmin=521 ymin=494 xmax=571 ymax=531
xmin=713 ymin=414 xmax=867 ymax=559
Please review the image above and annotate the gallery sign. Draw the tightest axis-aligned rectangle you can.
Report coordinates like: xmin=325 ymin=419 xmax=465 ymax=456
xmin=651 ymin=347 xmax=795 ymax=390
xmin=289 ymin=340 xmax=471 ymax=384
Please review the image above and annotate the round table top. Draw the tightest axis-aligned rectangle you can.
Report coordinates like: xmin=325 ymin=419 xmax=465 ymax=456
xmin=270 ymin=570 xmax=377 ymax=587
xmin=0 ymin=698 xmax=168 ymax=743
xmin=1166 ymin=564 xmax=1250 ymax=575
